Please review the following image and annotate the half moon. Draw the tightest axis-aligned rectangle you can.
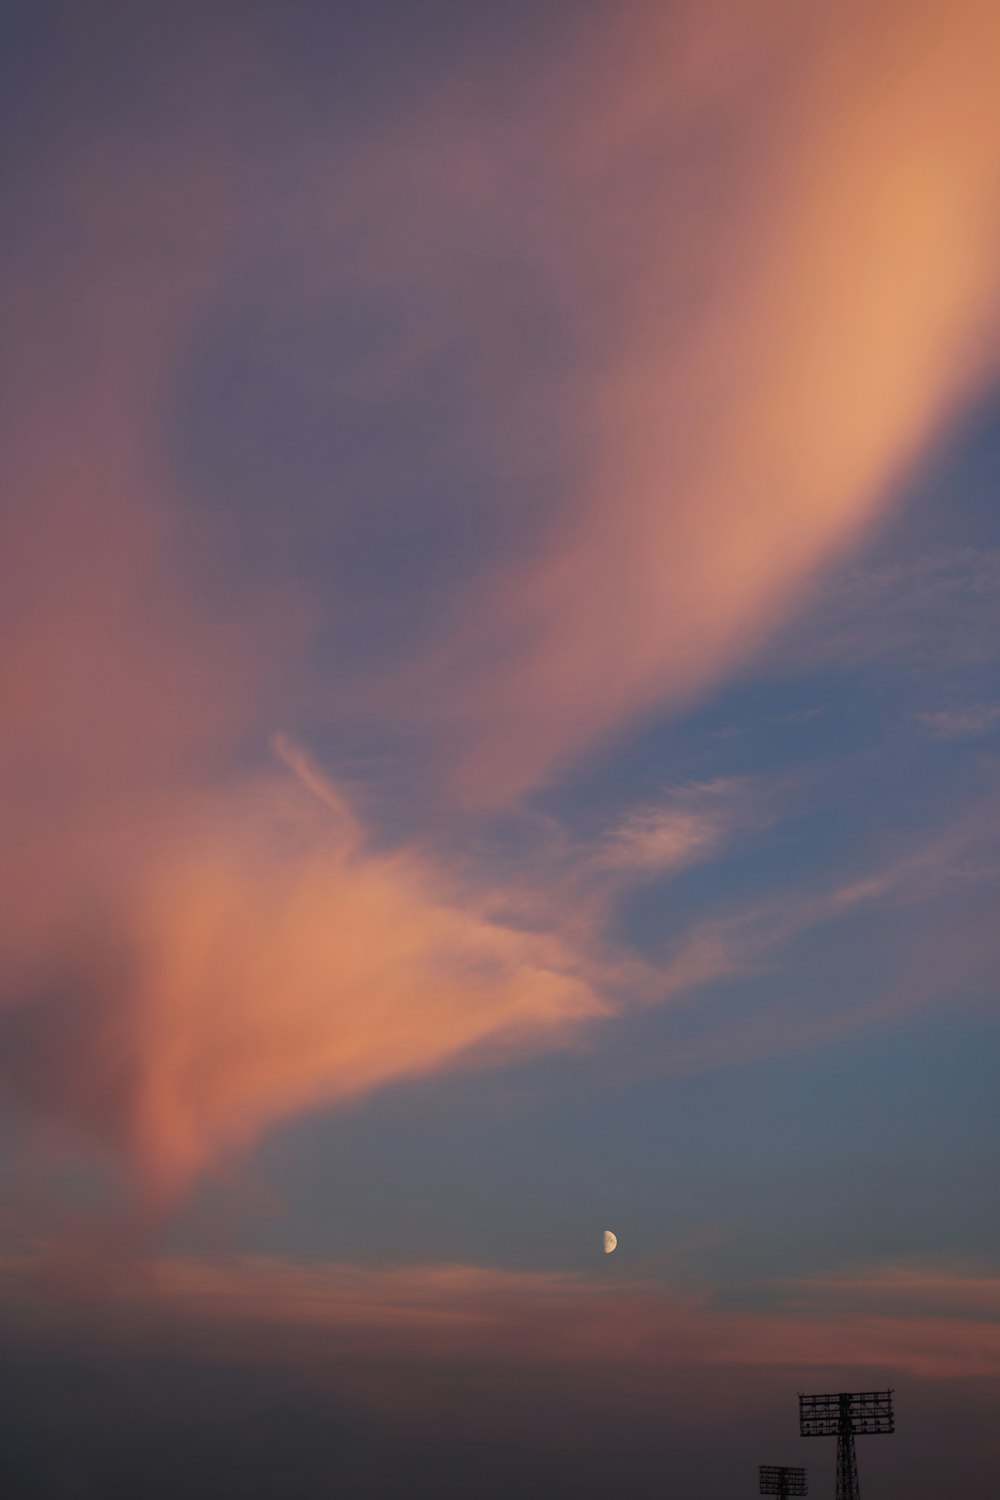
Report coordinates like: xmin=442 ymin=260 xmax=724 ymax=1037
xmin=603 ymin=1230 xmax=618 ymax=1254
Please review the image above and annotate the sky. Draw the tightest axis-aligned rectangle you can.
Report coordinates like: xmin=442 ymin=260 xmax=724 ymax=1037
xmin=1 ymin=1 xmax=1000 ymax=1495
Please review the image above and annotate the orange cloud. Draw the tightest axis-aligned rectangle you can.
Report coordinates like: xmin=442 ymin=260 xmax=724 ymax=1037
xmin=0 ymin=762 xmax=604 ymax=1203
xmin=396 ymin=0 xmax=1000 ymax=797
xmin=5 ymin=0 xmax=1000 ymax=1212
xmin=0 ymin=74 xmax=608 ymax=1204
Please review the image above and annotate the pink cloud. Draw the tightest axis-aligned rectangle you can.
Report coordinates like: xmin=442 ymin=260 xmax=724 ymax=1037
xmin=0 ymin=761 xmax=605 ymax=1204
xmin=379 ymin=0 xmax=1000 ymax=798
xmin=5 ymin=1247 xmax=998 ymax=1383
xmin=5 ymin=0 xmax=1000 ymax=1216
xmin=595 ymin=779 xmax=775 ymax=876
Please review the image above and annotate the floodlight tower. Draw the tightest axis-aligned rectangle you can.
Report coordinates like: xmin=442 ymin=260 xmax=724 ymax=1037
xmin=799 ymin=1389 xmax=894 ymax=1500
xmin=759 ymin=1463 xmax=807 ymax=1499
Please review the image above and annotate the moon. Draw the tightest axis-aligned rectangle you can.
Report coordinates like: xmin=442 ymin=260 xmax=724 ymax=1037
xmin=603 ymin=1229 xmax=618 ymax=1254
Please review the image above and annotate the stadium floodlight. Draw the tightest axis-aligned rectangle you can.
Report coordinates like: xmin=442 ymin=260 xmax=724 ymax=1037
xmin=799 ymin=1390 xmax=894 ymax=1500
xmin=759 ymin=1462 xmax=808 ymax=1497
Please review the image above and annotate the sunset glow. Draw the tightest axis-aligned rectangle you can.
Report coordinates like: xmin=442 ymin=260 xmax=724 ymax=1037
xmin=1 ymin=3 xmax=999 ymax=1495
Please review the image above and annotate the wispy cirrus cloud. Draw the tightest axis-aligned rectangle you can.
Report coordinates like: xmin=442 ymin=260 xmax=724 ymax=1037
xmin=0 ymin=21 xmax=612 ymax=1209
xmin=382 ymin=0 xmax=1000 ymax=798
xmin=0 ymin=759 xmax=605 ymax=1206
xmin=783 ymin=1264 xmax=1000 ymax=1322
xmin=5 ymin=1245 xmax=998 ymax=1382
xmin=771 ymin=546 xmax=1000 ymax=675
xmin=4 ymin=0 xmax=1000 ymax=1220
xmin=4 ymin=1247 xmax=998 ymax=1497
xmin=595 ymin=779 xmax=776 ymax=876
xmin=918 ymin=704 xmax=1000 ymax=739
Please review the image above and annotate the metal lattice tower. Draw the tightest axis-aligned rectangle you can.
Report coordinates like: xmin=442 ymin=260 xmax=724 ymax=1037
xmin=835 ymin=1395 xmax=860 ymax=1500
xmin=759 ymin=1463 xmax=807 ymax=1499
xmin=799 ymin=1390 xmax=893 ymax=1500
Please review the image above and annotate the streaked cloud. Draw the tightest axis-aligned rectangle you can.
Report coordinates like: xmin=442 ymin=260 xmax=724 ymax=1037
xmin=772 ymin=546 xmax=1000 ymax=674
xmin=389 ymin=0 xmax=1000 ymax=797
xmin=3 ymin=0 xmax=1000 ymax=1219
xmin=2 ymin=13 xmax=999 ymax=1492
xmin=595 ymin=779 xmax=775 ymax=876
xmin=5 ymin=1245 xmax=998 ymax=1382
xmin=785 ymin=1264 xmax=1000 ymax=1321
xmin=918 ymin=704 xmax=1000 ymax=739
xmin=0 ymin=762 xmax=604 ymax=1204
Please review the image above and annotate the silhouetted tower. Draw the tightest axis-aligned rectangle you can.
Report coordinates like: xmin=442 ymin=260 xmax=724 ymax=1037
xmin=759 ymin=1463 xmax=807 ymax=1500
xmin=799 ymin=1389 xmax=894 ymax=1500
